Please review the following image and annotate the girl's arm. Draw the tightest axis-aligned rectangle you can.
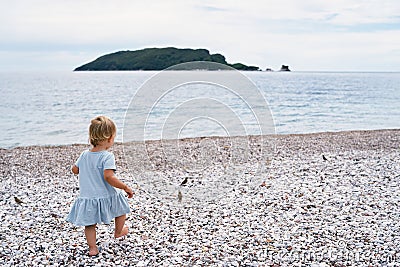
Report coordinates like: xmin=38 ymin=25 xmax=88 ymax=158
xmin=104 ymin=169 xmax=133 ymax=198
xmin=71 ymin=165 xmax=79 ymax=175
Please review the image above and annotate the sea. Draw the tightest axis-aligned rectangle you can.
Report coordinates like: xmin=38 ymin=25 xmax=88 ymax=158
xmin=1 ymin=71 xmax=399 ymax=148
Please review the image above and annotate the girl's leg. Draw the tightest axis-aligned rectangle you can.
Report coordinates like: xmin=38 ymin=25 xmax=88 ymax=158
xmin=84 ymin=224 xmax=98 ymax=256
xmin=114 ymin=214 xmax=129 ymax=238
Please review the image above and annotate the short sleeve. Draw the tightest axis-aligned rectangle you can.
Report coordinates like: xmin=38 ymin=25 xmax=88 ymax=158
xmin=75 ymin=151 xmax=86 ymax=168
xmin=103 ymin=152 xmax=116 ymax=171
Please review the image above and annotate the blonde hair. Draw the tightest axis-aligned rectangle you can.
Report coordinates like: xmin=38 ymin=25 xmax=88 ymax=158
xmin=89 ymin=116 xmax=116 ymax=147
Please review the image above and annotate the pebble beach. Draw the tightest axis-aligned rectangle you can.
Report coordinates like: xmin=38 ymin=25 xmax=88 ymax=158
xmin=1 ymin=129 xmax=399 ymax=266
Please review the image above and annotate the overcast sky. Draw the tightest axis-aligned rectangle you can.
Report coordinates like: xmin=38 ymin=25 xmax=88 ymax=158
xmin=1 ymin=0 xmax=399 ymax=71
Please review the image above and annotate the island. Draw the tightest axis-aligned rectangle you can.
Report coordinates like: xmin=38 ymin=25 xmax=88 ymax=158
xmin=74 ymin=47 xmax=260 ymax=71
xmin=279 ymin=65 xmax=291 ymax=71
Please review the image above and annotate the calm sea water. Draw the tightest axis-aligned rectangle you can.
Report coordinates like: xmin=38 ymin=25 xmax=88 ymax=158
xmin=1 ymin=71 xmax=399 ymax=148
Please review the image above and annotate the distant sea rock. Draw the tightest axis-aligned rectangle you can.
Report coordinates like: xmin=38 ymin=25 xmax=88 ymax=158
xmin=74 ymin=47 xmax=260 ymax=71
xmin=279 ymin=65 xmax=291 ymax=71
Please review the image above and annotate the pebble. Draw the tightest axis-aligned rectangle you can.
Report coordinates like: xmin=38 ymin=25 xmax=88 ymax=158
xmin=0 ymin=129 xmax=399 ymax=266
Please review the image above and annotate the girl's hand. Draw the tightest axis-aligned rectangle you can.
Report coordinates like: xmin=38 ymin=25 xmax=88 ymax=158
xmin=71 ymin=165 xmax=79 ymax=175
xmin=104 ymin=170 xmax=134 ymax=198
xmin=124 ymin=186 xmax=134 ymax=198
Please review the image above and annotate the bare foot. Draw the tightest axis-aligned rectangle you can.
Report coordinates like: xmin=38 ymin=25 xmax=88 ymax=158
xmin=88 ymin=246 xmax=99 ymax=256
xmin=114 ymin=225 xmax=129 ymax=239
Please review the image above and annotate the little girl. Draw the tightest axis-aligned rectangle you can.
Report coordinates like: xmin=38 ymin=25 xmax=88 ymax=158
xmin=66 ymin=116 xmax=133 ymax=256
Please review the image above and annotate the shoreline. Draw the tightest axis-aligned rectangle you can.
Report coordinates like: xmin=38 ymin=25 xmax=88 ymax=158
xmin=2 ymin=128 xmax=399 ymax=150
xmin=1 ymin=128 xmax=399 ymax=265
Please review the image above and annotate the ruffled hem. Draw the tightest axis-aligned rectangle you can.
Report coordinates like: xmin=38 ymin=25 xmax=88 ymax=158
xmin=66 ymin=192 xmax=130 ymax=226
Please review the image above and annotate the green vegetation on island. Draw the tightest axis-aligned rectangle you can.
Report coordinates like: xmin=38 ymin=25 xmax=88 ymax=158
xmin=74 ymin=47 xmax=260 ymax=71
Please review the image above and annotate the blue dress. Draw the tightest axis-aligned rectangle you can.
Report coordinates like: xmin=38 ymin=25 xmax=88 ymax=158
xmin=66 ymin=150 xmax=130 ymax=226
